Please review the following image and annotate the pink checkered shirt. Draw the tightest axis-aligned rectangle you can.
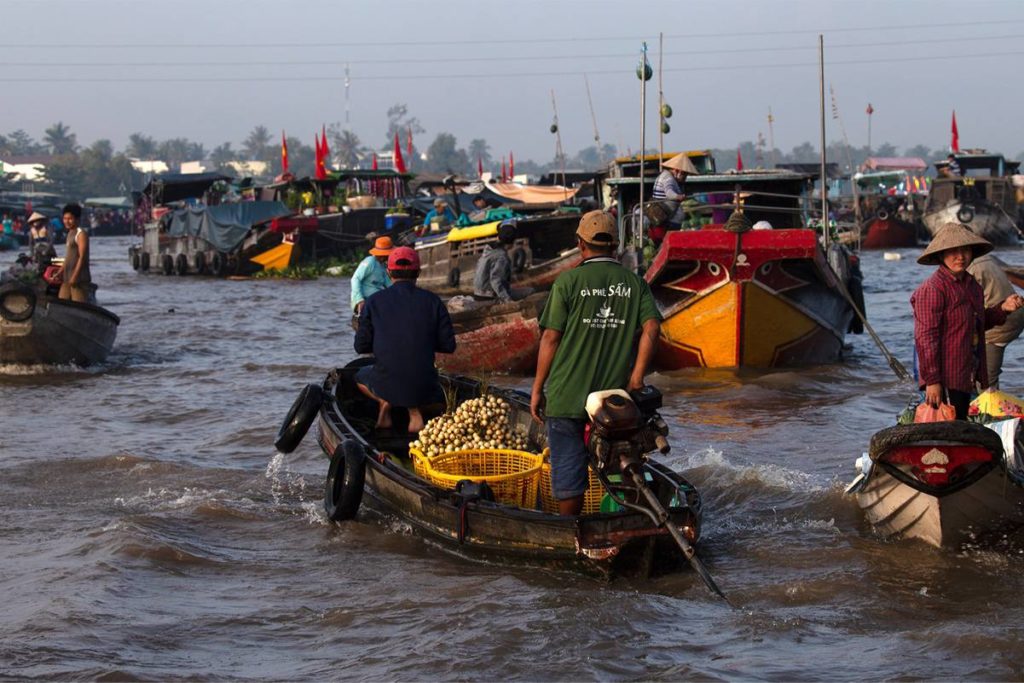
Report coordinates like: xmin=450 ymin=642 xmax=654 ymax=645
xmin=912 ymin=267 xmax=1008 ymax=392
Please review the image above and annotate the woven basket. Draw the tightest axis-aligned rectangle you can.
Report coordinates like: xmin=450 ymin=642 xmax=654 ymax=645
xmin=346 ymin=195 xmax=377 ymax=209
xmin=538 ymin=460 xmax=604 ymax=514
xmin=409 ymin=447 xmax=543 ymax=508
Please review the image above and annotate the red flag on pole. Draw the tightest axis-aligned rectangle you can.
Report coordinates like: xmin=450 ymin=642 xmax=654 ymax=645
xmin=406 ymin=126 xmax=413 ymax=159
xmin=321 ymin=124 xmax=330 ymax=172
xmin=509 ymin=151 xmax=514 ymax=180
xmin=314 ymin=133 xmax=327 ymax=180
xmin=736 ymin=147 xmax=744 ymax=171
xmin=372 ymin=152 xmax=378 ymax=171
xmin=281 ymin=130 xmax=289 ymax=174
xmin=501 ymin=158 xmax=507 ymax=182
xmin=478 ymin=156 xmax=483 ymax=178
xmin=951 ymin=110 xmax=960 ymax=153
xmin=393 ymin=132 xmax=407 ymax=174
xmin=866 ymin=103 xmax=874 ymax=115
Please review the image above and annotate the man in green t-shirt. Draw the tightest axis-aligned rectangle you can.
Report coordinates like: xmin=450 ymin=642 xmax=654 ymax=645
xmin=530 ymin=210 xmax=661 ymax=516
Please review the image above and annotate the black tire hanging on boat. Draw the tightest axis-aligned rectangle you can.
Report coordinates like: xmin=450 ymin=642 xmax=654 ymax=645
xmin=957 ymin=206 xmax=975 ymax=223
xmin=131 ymin=252 xmax=141 ymax=270
xmin=175 ymin=253 xmax=189 ymax=276
xmin=194 ymin=251 xmax=207 ymax=274
xmin=275 ymin=383 xmax=325 ymax=453
xmin=140 ymin=251 xmax=150 ymax=271
xmin=161 ymin=254 xmax=174 ymax=275
xmin=324 ymin=439 xmax=366 ymax=521
xmin=869 ymin=421 xmax=1004 ymax=460
xmin=876 ymin=209 xmax=889 ymax=221
xmin=0 ymin=283 xmax=36 ymax=322
xmin=510 ymin=247 xmax=528 ymax=274
xmin=210 ymin=251 xmax=227 ymax=277
xmin=447 ymin=267 xmax=461 ymax=288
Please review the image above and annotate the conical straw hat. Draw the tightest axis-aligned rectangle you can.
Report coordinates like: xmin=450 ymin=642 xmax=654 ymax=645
xmin=917 ymin=222 xmax=993 ymax=265
xmin=663 ymin=153 xmax=698 ymax=174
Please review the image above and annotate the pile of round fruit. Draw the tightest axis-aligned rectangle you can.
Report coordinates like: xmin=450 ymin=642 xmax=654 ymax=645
xmin=410 ymin=396 xmax=531 ymax=456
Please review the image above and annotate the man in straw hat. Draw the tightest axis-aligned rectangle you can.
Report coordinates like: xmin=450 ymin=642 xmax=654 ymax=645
xmin=912 ymin=222 xmax=1024 ymax=419
xmin=421 ymin=197 xmax=457 ymax=233
xmin=530 ymin=210 xmax=661 ymax=515
xmin=652 ymin=152 xmax=699 ymax=232
xmin=350 ymin=235 xmax=394 ymax=327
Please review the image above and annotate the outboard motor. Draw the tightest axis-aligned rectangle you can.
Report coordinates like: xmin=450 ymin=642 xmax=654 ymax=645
xmin=583 ymin=386 xmax=729 ymax=601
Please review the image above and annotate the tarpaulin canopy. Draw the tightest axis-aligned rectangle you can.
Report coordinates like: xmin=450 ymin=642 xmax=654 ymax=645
xmin=483 ymin=180 xmax=579 ymax=204
xmin=144 ymin=172 xmax=231 ymax=204
xmin=164 ymin=201 xmax=291 ymax=253
xmin=861 ymin=157 xmax=928 ymax=171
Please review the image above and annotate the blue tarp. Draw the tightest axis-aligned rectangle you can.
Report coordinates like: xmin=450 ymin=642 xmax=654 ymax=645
xmin=165 ymin=201 xmax=291 ymax=253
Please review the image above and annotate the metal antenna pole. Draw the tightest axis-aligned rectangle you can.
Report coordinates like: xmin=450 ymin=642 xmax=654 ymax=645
xmin=551 ymin=89 xmax=567 ymax=199
xmin=658 ymin=33 xmax=664 ymax=167
xmin=638 ymin=42 xmax=649 ymax=257
xmin=584 ymin=74 xmax=602 ymax=162
xmin=768 ymin=107 xmax=777 ymax=168
xmin=344 ymin=63 xmax=351 ymax=127
xmin=818 ymin=34 xmax=829 ymax=248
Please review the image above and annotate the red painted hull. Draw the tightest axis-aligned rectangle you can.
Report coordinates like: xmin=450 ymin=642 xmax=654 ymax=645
xmin=437 ymin=294 xmax=547 ymax=375
xmin=860 ymin=217 xmax=918 ymax=249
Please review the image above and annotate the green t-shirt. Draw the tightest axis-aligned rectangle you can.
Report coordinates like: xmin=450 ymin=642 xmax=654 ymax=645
xmin=539 ymin=257 xmax=661 ymax=418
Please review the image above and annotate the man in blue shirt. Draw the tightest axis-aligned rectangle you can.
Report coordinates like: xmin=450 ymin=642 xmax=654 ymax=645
xmin=354 ymin=246 xmax=456 ymax=432
xmin=350 ymin=235 xmax=393 ymax=328
xmin=422 ymin=198 xmax=457 ymax=232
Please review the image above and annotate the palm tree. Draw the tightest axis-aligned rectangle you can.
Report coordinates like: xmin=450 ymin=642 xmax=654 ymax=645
xmin=126 ymin=133 xmax=158 ymax=159
xmin=467 ymin=138 xmax=491 ymax=172
xmin=332 ymin=129 xmax=363 ymax=169
xmin=44 ymin=122 xmax=78 ymax=155
xmin=243 ymin=125 xmax=272 ymax=162
xmin=209 ymin=142 xmax=236 ymax=170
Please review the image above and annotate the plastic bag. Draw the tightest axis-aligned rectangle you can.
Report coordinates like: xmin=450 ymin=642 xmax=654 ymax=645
xmin=914 ymin=402 xmax=956 ymax=423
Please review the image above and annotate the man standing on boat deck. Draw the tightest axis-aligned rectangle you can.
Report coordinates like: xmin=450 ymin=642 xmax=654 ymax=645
xmin=354 ymin=246 xmax=456 ymax=433
xmin=967 ymin=252 xmax=1024 ymax=389
xmin=530 ymin=210 xmax=661 ymax=516
xmin=472 ymin=221 xmax=531 ymax=303
xmin=57 ymin=204 xmax=91 ymax=303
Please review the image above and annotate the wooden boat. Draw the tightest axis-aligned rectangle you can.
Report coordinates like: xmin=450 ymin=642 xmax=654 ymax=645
xmin=853 ymin=168 xmax=928 ymax=249
xmin=0 ymin=283 xmax=119 ymax=365
xmin=922 ymin=152 xmax=1021 ymax=246
xmin=414 ymin=213 xmax=581 ymax=296
xmin=846 ymin=420 xmax=1024 ymax=547
xmin=438 ymin=292 xmax=547 ymax=375
xmin=291 ymin=362 xmax=709 ymax=580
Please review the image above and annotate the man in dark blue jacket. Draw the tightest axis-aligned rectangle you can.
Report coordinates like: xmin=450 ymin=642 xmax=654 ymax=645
xmin=354 ymin=246 xmax=456 ymax=432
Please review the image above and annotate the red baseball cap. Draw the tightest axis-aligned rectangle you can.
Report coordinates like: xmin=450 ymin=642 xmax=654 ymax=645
xmin=387 ymin=246 xmax=420 ymax=271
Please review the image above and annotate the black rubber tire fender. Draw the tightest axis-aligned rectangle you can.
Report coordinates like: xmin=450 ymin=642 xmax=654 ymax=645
xmin=510 ymin=246 xmax=528 ymax=274
xmin=131 ymin=252 xmax=141 ymax=271
xmin=210 ymin=251 xmax=227 ymax=277
xmin=275 ymin=383 xmax=324 ymax=453
xmin=140 ymin=251 xmax=150 ymax=271
xmin=0 ymin=283 xmax=36 ymax=322
xmin=194 ymin=251 xmax=206 ymax=275
xmin=447 ymin=267 xmax=461 ymax=288
xmin=869 ymin=421 xmax=1003 ymax=460
xmin=324 ymin=439 xmax=366 ymax=522
xmin=876 ymin=209 xmax=889 ymax=221
xmin=957 ymin=206 xmax=975 ymax=223
xmin=161 ymin=254 xmax=174 ymax=275
xmin=175 ymin=253 xmax=188 ymax=276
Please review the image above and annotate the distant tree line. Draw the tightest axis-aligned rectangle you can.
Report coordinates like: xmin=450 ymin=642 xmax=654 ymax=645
xmin=3 ymin=107 xmax=1022 ymax=200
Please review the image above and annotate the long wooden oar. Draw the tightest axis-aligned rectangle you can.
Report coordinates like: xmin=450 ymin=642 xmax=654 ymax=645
xmin=834 ymin=273 xmax=911 ymax=382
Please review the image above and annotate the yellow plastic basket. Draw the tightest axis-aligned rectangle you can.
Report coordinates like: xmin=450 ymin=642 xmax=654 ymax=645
xmin=409 ymin=447 xmax=543 ymax=508
xmin=538 ymin=459 xmax=604 ymax=514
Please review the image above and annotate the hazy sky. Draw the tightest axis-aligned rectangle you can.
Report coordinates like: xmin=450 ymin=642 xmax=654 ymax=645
xmin=3 ymin=0 xmax=1023 ymax=162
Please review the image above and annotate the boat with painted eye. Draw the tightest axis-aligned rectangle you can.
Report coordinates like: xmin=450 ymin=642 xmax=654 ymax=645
xmin=845 ymin=420 xmax=1024 ymax=547
xmin=276 ymin=361 xmax=708 ymax=579
xmin=0 ymin=282 xmax=118 ymax=365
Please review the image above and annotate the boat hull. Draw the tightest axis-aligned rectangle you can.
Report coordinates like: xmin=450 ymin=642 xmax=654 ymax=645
xmin=857 ymin=465 xmax=1024 ymax=547
xmin=439 ymin=294 xmax=546 ymax=375
xmin=315 ymin=366 xmax=705 ymax=578
xmin=647 ymin=228 xmax=855 ymax=369
xmin=0 ymin=292 xmax=119 ymax=365
xmin=923 ymin=202 xmax=1019 ymax=246
xmin=860 ymin=216 xmax=919 ymax=249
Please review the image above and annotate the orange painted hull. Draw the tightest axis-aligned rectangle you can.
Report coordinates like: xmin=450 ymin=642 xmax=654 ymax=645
xmin=647 ymin=228 xmax=854 ymax=369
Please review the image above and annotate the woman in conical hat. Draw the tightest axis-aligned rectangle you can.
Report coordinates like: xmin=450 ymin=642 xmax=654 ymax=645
xmin=650 ymin=153 xmax=700 ymax=240
xmin=911 ymin=222 xmax=1024 ymax=418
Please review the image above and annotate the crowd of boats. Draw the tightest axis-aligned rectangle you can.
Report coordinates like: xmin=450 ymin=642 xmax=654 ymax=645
xmin=5 ymin=146 xmax=1024 ymax=595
